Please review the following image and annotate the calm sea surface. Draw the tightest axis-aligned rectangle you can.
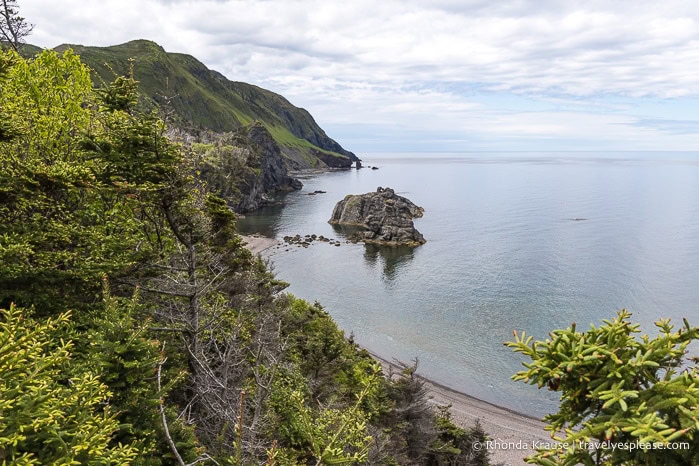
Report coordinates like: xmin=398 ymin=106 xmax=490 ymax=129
xmin=238 ymin=152 xmax=699 ymax=417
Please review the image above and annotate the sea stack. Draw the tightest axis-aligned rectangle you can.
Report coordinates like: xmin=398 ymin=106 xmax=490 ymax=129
xmin=329 ymin=187 xmax=426 ymax=247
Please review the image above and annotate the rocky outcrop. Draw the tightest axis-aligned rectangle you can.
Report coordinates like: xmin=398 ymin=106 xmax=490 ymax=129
xmin=328 ymin=187 xmax=426 ymax=247
xmin=233 ymin=123 xmax=303 ymax=212
xmin=311 ymin=148 xmax=354 ymax=168
xmin=198 ymin=122 xmax=303 ymax=213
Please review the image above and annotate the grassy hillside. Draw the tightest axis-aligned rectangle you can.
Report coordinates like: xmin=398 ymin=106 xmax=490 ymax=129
xmin=53 ymin=40 xmax=357 ymax=169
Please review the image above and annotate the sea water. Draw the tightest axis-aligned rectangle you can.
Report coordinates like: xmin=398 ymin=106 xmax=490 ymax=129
xmin=238 ymin=152 xmax=699 ymax=417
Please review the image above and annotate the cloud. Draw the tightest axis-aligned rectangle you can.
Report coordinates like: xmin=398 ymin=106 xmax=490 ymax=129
xmin=20 ymin=0 xmax=699 ymax=150
xmin=632 ymin=119 xmax=699 ymax=135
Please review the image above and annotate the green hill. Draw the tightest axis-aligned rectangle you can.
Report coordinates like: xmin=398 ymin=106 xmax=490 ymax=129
xmin=53 ymin=39 xmax=357 ymax=169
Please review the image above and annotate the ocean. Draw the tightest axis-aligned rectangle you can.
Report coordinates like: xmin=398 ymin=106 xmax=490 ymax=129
xmin=238 ymin=152 xmax=699 ymax=417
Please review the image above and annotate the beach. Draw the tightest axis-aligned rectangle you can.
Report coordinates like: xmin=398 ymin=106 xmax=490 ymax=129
xmin=242 ymin=234 xmax=551 ymax=465
xmin=241 ymin=234 xmax=279 ymax=255
xmin=422 ymin=375 xmax=550 ymax=465
xmin=372 ymin=353 xmax=550 ymax=466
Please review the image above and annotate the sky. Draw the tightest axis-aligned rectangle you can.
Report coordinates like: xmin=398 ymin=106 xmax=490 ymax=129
xmin=20 ymin=0 xmax=699 ymax=153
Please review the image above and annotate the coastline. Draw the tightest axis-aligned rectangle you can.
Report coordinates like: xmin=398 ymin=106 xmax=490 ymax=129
xmin=240 ymin=234 xmax=550 ymax=465
xmin=370 ymin=351 xmax=551 ymax=466
xmin=241 ymin=234 xmax=279 ymax=254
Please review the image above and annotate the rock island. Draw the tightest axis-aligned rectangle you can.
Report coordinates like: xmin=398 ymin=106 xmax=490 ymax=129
xmin=329 ymin=187 xmax=426 ymax=247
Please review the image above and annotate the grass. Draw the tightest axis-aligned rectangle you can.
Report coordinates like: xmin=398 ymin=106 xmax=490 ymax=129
xmin=39 ymin=39 xmax=356 ymax=168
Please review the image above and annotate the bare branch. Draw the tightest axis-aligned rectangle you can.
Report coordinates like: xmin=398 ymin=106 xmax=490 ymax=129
xmin=158 ymin=344 xmax=218 ymax=466
xmin=0 ymin=0 xmax=33 ymax=52
xmin=140 ymin=285 xmax=194 ymax=298
xmin=157 ymin=349 xmax=187 ymax=466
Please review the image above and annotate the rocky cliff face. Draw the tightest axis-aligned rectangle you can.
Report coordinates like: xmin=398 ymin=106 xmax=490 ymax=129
xmin=234 ymin=123 xmax=303 ymax=212
xmin=197 ymin=122 xmax=302 ymax=213
xmin=329 ymin=187 xmax=426 ymax=246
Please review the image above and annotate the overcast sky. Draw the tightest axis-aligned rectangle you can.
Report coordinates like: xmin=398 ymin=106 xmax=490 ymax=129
xmin=21 ymin=0 xmax=699 ymax=153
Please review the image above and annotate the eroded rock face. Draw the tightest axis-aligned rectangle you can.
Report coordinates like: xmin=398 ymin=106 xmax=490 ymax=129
xmin=328 ymin=187 xmax=426 ymax=246
xmin=235 ymin=123 xmax=303 ymax=212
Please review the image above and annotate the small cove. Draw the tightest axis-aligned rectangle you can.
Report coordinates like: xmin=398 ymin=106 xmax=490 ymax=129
xmin=239 ymin=152 xmax=699 ymax=417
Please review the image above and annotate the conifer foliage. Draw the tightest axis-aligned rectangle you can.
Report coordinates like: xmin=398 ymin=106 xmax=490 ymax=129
xmin=508 ymin=310 xmax=699 ymax=465
xmin=0 ymin=304 xmax=137 ymax=464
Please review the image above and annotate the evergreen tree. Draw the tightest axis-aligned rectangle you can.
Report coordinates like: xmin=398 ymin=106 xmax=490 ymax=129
xmin=0 ymin=304 xmax=137 ymax=464
xmin=508 ymin=310 xmax=699 ymax=465
xmin=0 ymin=49 xmax=146 ymax=315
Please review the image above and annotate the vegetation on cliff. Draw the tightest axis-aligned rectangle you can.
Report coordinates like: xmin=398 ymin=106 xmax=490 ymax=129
xmin=52 ymin=39 xmax=358 ymax=170
xmin=0 ymin=47 xmax=489 ymax=465
xmin=192 ymin=122 xmax=303 ymax=213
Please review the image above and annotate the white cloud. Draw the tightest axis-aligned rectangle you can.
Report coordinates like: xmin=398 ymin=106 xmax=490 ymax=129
xmin=19 ymin=0 xmax=699 ymax=151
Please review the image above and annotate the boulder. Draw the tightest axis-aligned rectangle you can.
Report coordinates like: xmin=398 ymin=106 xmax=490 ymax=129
xmin=328 ymin=187 xmax=426 ymax=247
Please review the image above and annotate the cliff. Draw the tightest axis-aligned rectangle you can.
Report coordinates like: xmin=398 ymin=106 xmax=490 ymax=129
xmin=19 ymin=39 xmax=365 ymax=213
xmin=329 ymin=187 xmax=426 ymax=246
xmin=197 ymin=122 xmax=303 ymax=213
xmin=50 ymin=40 xmax=358 ymax=169
xmin=234 ymin=123 xmax=303 ymax=212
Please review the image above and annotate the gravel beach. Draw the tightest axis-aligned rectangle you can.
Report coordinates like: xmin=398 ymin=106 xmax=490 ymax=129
xmin=241 ymin=235 xmax=279 ymax=254
xmin=371 ymin=353 xmax=551 ymax=466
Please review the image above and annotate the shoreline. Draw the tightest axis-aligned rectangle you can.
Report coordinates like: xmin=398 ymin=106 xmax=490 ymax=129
xmin=367 ymin=351 xmax=540 ymax=420
xmin=369 ymin=351 xmax=551 ymax=466
xmin=241 ymin=234 xmax=279 ymax=255
xmin=240 ymin=233 xmax=550 ymax=465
